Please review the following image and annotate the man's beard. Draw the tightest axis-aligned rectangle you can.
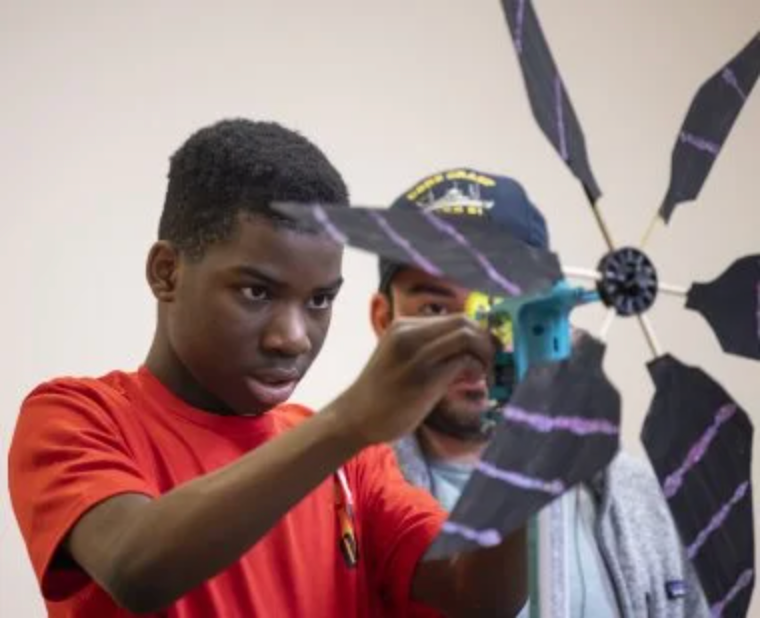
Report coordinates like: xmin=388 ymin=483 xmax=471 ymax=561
xmin=424 ymin=394 xmax=496 ymax=443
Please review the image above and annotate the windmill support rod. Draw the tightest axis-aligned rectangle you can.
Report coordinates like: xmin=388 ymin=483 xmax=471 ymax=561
xmin=640 ymin=213 xmax=663 ymax=250
xmin=536 ymin=496 xmax=570 ymax=617
xmin=590 ymin=202 xmax=616 ymax=252
xmin=563 ymin=266 xmax=600 ymax=282
xmin=658 ymin=281 xmax=689 ymax=297
xmin=638 ymin=314 xmax=663 ymax=358
xmin=599 ymin=308 xmax=616 ymax=339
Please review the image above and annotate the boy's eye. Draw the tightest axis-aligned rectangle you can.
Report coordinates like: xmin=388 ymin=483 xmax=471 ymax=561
xmin=308 ymin=293 xmax=335 ymax=310
xmin=419 ymin=302 xmax=449 ymax=316
xmin=241 ymin=286 xmax=269 ymax=302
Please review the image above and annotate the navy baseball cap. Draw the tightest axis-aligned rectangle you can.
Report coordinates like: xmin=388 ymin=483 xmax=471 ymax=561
xmin=378 ymin=167 xmax=550 ymax=293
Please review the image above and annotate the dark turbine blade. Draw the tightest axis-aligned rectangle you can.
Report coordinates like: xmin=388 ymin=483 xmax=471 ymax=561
xmin=642 ymin=355 xmax=755 ymax=617
xmin=686 ymin=254 xmax=760 ymax=361
xmin=660 ymin=33 xmax=760 ymax=222
xmin=500 ymin=0 xmax=601 ymax=203
xmin=426 ymin=334 xmax=620 ymax=559
xmin=273 ymin=202 xmax=562 ymax=298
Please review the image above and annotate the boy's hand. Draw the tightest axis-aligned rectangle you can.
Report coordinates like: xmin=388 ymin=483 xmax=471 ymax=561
xmin=335 ymin=314 xmax=494 ymax=447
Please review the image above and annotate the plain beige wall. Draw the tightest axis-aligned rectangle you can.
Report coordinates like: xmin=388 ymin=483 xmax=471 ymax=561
xmin=1 ymin=0 xmax=758 ymax=616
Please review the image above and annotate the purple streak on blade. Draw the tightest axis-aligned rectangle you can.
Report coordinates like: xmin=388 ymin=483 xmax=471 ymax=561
xmin=311 ymin=205 xmax=348 ymax=245
xmin=679 ymin=131 xmax=719 ymax=156
xmin=368 ymin=211 xmax=442 ymax=277
xmin=663 ymin=403 xmax=737 ymax=499
xmin=687 ymin=481 xmax=750 ymax=559
xmin=421 ymin=210 xmax=522 ymax=296
xmin=441 ymin=521 xmax=503 ymax=547
xmin=514 ymin=0 xmax=526 ymax=54
xmin=502 ymin=405 xmax=619 ymax=436
xmin=710 ymin=569 xmax=754 ymax=617
xmin=477 ymin=460 xmax=565 ymax=495
xmin=554 ymin=75 xmax=568 ymax=161
xmin=722 ymin=67 xmax=748 ymax=101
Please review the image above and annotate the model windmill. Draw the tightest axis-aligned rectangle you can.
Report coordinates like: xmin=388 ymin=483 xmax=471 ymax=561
xmin=276 ymin=2 xmax=759 ymax=616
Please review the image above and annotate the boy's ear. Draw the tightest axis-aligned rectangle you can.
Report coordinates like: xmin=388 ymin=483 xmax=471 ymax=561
xmin=146 ymin=241 xmax=181 ymax=302
xmin=370 ymin=292 xmax=393 ymax=337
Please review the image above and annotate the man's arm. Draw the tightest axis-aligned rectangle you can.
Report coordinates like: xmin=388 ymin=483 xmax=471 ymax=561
xmin=65 ymin=314 xmax=502 ymax=614
xmin=412 ymin=529 xmax=527 ymax=616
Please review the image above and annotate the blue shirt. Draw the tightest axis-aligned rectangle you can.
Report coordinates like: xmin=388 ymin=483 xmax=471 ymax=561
xmin=428 ymin=461 xmax=620 ymax=617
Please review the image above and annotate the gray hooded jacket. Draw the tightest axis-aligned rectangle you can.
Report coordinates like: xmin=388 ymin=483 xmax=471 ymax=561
xmin=393 ymin=435 xmax=710 ymax=617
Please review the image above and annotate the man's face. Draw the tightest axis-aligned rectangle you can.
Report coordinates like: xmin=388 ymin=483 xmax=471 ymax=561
xmin=165 ymin=213 xmax=344 ymax=415
xmin=374 ymin=267 xmax=493 ymax=441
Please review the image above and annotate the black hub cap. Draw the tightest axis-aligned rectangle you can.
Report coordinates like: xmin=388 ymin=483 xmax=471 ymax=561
xmin=597 ymin=247 xmax=658 ymax=316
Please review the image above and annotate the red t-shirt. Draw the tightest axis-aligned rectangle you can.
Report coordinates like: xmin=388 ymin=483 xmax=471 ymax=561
xmin=9 ymin=367 xmax=446 ymax=617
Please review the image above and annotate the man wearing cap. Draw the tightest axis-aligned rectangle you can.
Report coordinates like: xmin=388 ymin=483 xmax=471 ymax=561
xmin=369 ymin=168 xmax=709 ymax=617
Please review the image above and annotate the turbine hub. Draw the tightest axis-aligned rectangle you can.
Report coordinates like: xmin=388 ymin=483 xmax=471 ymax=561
xmin=597 ymin=247 xmax=658 ymax=316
